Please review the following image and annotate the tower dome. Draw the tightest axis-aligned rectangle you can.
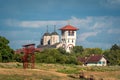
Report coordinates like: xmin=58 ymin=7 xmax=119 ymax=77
xmin=43 ymin=32 xmax=50 ymax=36
xmin=42 ymin=26 xmax=51 ymax=45
xmin=50 ymin=25 xmax=59 ymax=45
xmin=51 ymin=31 xmax=58 ymax=35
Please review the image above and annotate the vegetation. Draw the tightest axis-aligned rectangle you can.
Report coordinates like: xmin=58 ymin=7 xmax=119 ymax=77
xmin=104 ymin=44 xmax=120 ymax=65
xmin=0 ymin=36 xmax=14 ymax=62
xmin=0 ymin=35 xmax=120 ymax=66
xmin=0 ymin=63 xmax=120 ymax=80
xmin=35 ymin=48 xmax=78 ymax=64
xmin=0 ymin=36 xmax=120 ymax=65
xmin=35 ymin=44 xmax=120 ymax=66
xmin=0 ymin=34 xmax=120 ymax=80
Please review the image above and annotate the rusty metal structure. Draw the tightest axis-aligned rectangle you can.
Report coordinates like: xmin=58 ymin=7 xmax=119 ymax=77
xmin=22 ymin=43 xmax=35 ymax=69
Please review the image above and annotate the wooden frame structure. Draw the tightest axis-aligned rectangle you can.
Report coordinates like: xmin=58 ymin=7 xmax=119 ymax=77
xmin=22 ymin=44 xmax=35 ymax=69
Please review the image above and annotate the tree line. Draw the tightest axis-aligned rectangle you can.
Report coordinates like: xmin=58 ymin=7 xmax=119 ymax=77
xmin=0 ymin=35 xmax=120 ymax=65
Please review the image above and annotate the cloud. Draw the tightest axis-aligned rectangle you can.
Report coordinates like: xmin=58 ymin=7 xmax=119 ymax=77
xmin=108 ymin=29 xmax=120 ymax=34
xmin=79 ymin=40 xmax=112 ymax=49
xmin=5 ymin=16 xmax=118 ymax=30
xmin=4 ymin=16 xmax=120 ymax=49
xmin=4 ymin=16 xmax=94 ymax=29
xmin=5 ymin=19 xmax=67 ymax=28
xmin=69 ymin=16 xmax=92 ymax=28
xmin=100 ymin=0 xmax=120 ymax=9
xmin=78 ymin=31 xmax=98 ymax=42
xmin=92 ymin=22 xmax=109 ymax=30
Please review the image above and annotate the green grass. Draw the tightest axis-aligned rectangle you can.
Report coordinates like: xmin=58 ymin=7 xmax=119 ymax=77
xmin=0 ymin=63 xmax=120 ymax=80
xmin=0 ymin=73 xmax=60 ymax=80
xmin=57 ymin=68 xmax=79 ymax=74
xmin=0 ymin=62 xmax=22 ymax=69
xmin=87 ymin=66 xmax=120 ymax=72
xmin=0 ymin=74 xmax=26 ymax=80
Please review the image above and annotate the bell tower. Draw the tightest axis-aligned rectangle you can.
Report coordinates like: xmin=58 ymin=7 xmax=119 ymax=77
xmin=59 ymin=25 xmax=79 ymax=52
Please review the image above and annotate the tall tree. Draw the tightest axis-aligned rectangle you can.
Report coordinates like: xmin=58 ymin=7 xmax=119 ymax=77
xmin=0 ymin=36 xmax=14 ymax=62
xmin=110 ymin=44 xmax=120 ymax=51
xmin=104 ymin=44 xmax=120 ymax=65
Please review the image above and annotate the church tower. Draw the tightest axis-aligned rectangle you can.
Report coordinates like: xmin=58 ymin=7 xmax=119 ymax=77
xmin=43 ymin=26 xmax=51 ymax=45
xmin=59 ymin=25 xmax=79 ymax=52
xmin=50 ymin=25 xmax=59 ymax=45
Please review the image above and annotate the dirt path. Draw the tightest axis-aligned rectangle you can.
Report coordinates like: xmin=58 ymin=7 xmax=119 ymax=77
xmin=0 ymin=68 xmax=69 ymax=80
xmin=31 ymin=69 xmax=67 ymax=77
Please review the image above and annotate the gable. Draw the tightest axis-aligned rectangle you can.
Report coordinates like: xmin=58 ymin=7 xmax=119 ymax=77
xmin=99 ymin=57 xmax=106 ymax=62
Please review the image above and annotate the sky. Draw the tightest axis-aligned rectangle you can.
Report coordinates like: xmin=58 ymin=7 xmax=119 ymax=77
xmin=0 ymin=0 xmax=120 ymax=50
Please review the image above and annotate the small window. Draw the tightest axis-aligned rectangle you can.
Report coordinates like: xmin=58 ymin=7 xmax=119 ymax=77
xmin=103 ymin=61 xmax=105 ymax=64
xmin=64 ymin=39 xmax=66 ymax=43
xmin=98 ymin=61 xmax=101 ymax=64
xmin=62 ymin=31 xmax=65 ymax=36
xmin=68 ymin=31 xmax=74 ymax=36
xmin=72 ymin=40 xmax=74 ymax=43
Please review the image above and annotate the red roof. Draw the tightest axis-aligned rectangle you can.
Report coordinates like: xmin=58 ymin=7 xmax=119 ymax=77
xmin=78 ymin=54 xmax=105 ymax=64
xmin=59 ymin=25 xmax=79 ymax=31
xmin=87 ymin=54 xmax=103 ymax=63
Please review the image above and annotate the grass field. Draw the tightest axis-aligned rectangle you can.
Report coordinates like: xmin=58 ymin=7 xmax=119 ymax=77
xmin=0 ymin=63 xmax=120 ymax=80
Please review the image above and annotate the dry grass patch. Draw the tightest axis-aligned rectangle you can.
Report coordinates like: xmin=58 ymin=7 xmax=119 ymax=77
xmin=83 ymin=71 xmax=120 ymax=80
xmin=0 ymin=68 xmax=71 ymax=80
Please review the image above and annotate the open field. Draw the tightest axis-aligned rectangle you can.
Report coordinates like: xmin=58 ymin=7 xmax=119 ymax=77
xmin=0 ymin=63 xmax=120 ymax=80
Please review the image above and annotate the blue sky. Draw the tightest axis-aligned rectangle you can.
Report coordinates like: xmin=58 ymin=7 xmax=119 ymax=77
xmin=0 ymin=0 xmax=120 ymax=50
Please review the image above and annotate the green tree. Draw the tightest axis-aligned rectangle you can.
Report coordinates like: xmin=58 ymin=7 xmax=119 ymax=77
xmin=71 ymin=46 xmax=84 ymax=54
xmin=104 ymin=44 xmax=120 ymax=65
xmin=83 ymin=48 xmax=102 ymax=56
xmin=110 ymin=44 xmax=120 ymax=51
xmin=0 ymin=52 xmax=2 ymax=62
xmin=13 ymin=53 xmax=23 ymax=62
xmin=0 ymin=36 xmax=14 ymax=62
xmin=35 ymin=48 xmax=78 ymax=64
xmin=57 ymin=47 xmax=67 ymax=54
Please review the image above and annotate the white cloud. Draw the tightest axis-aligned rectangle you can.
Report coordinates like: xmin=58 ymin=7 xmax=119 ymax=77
xmin=5 ymin=19 xmax=67 ymax=28
xmin=79 ymin=40 xmax=112 ymax=49
xmin=70 ymin=16 xmax=92 ymax=28
xmin=78 ymin=31 xmax=98 ymax=42
xmin=108 ymin=29 xmax=120 ymax=34
xmin=101 ymin=0 xmax=120 ymax=9
xmin=5 ymin=16 xmax=117 ymax=30
xmin=3 ymin=16 xmax=120 ymax=49
xmin=4 ymin=16 xmax=93 ymax=29
xmin=92 ymin=22 xmax=108 ymax=30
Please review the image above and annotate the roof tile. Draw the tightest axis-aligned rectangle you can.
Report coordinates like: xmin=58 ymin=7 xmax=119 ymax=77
xmin=59 ymin=25 xmax=79 ymax=31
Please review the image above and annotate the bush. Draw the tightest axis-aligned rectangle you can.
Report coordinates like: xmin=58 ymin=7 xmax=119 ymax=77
xmin=35 ymin=48 xmax=78 ymax=64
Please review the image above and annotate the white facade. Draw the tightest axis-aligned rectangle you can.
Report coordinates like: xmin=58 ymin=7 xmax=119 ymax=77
xmin=50 ymin=35 xmax=59 ymax=45
xmin=86 ymin=57 xmax=107 ymax=66
xmin=43 ymin=35 xmax=51 ymax=45
xmin=61 ymin=30 xmax=77 ymax=52
xmin=42 ymin=32 xmax=59 ymax=46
